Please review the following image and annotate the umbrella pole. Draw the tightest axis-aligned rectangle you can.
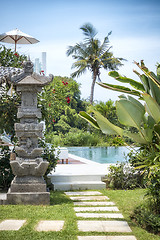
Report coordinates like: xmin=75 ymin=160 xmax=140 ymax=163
xmin=15 ymin=42 xmax=16 ymax=53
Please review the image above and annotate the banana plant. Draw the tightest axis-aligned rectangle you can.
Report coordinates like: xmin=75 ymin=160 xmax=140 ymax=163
xmin=80 ymin=61 xmax=160 ymax=184
xmin=80 ymin=94 xmax=153 ymax=145
xmin=97 ymin=61 xmax=160 ymax=104
xmin=79 ymin=61 xmax=160 ymax=146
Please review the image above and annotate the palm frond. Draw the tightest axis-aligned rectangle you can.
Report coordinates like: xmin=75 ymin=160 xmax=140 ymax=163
xmin=99 ymin=31 xmax=112 ymax=55
xmin=71 ymin=60 xmax=88 ymax=69
xmin=70 ymin=59 xmax=88 ymax=78
xmin=71 ymin=67 xmax=87 ymax=78
xmin=80 ymin=23 xmax=97 ymax=39
xmin=67 ymin=42 xmax=92 ymax=59
xmin=66 ymin=46 xmax=75 ymax=56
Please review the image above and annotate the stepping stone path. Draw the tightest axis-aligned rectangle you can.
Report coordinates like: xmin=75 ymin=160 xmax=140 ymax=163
xmin=78 ymin=220 xmax=132 ymax=232
xmin=70 ymin=196 xmax=109 ymax=201
xmin=77 ymin=237 xmax=137 ymax=240
xmin=0 ymin=220 xmax=26 ymax=231
xmin=74 ymin=201 xmax=115 ymax=206
xmin=35 ymin=220 xmax=64 ymax=232
xmin=65 ymin=191 xmax=102 ymax=196
xmin=74 ymin=206 xmax=119 ymax=212
xmin=0 ymin=190 xmax=137 ymax=239
xmin=76 ymin=213 xmax=124 ymax=219
xmin=64 ymin=191 xmax=137 ymax=240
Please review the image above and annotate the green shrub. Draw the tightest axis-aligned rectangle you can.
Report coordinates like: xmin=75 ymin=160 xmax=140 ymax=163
xmin=46 ymin=128 xmax=101 ymax=146
xmin=129 ymin=149 xmax=160 ymax=213
xmin=105 ymin=162 xmax=145 ymax=190
xmin=39 ymin=138 xmax=58 ymax=182
xmin=45 ymin=132 xmax=65 ymax=147
xmin=146 ymin=171 xmax=160 ymax=215
xmin=131 ymin=203 xmax=160 ymax=234
xmin=0 ymin=146 xmax=14 ymax=191
xmin=63 ymin=128 xmax=99 ymax=146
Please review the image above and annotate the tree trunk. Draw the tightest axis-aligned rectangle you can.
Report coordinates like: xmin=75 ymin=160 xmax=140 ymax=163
xmin=90 ymin=73 xmax=97 ymax=105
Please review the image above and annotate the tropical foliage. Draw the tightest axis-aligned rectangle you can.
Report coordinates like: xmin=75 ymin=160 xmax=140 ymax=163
xmin=0 ymin=45 xmax=27 ymax=138
xmin=0 ymin=146 xmax=14 ymax=190
xmin=79 ymin=61 xmax=160 ymax=155
xmin=0 ymin=45 xmax=27 ymax=68
xmin=66 ymin=23 xmax=125 ymax=104
xmin=38 ymin=76 xmax=88 ymax=137
xmin=41 ymin=83 xmax=125 ymax=146
xmin=103 ymin=162 xmax=145 ymax=190
xmin=79 ymin=60 xmax=160 ymax=234
xmin=94 ymin=100 xmax=117 ymax=121
xmin=38 ymin=138 xmax=58 ymax=188
xmin=0 ymin=87 xmax=19 ymax=139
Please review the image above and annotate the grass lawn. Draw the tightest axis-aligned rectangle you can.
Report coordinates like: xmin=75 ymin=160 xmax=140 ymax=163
xmin=101 ymin=188 xmax=160 ymax=240
xmin=0 ymin=189 xmax=159 ymax=240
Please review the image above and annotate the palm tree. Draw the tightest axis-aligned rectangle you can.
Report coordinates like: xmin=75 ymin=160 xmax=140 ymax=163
xmin=66 ymin=23 xmax=125 ymax=104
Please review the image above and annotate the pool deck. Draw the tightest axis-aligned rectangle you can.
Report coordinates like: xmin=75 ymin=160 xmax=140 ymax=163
xmin=52 ymin=153 xmax=113 ymax=177
xmin=58 ymin=155 xmax=86 ymax=164
xmin=48 ymin=154 xmax=113 ymax=190
xmin=58 ymin=153 xmax=115 ymax=165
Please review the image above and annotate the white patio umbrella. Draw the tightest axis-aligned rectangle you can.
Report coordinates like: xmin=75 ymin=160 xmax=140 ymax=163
xmin=0 ymin=28 xmax=39 ymax=52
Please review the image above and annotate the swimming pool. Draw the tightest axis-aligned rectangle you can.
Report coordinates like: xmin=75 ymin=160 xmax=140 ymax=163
xmin=68 ymin=146 xmax=130 ymax=164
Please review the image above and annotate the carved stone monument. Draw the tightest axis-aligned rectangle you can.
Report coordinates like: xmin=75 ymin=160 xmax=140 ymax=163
xmin=6 ymin=60 xmax=53 ymax=205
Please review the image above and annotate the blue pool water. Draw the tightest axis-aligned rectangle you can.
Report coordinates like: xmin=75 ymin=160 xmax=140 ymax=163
xmin=68 ymin=146 xmax=130 ymax=164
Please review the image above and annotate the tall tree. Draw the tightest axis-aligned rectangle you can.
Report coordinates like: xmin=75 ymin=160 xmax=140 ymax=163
xmin=66 ymin=23 xmax=125 ymax=104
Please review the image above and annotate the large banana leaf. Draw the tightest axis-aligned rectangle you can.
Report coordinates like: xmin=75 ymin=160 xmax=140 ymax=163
xmin=141 ymin=128 xmax=153 ymax=143
xmin=143 ymin=93 xmax=160 ymax=123
xmin=79 ymin=109 xmax=152 ymax=144
xmin=134 ymin=71 xmax=160 ymax=104
xmin=134 ymin=61 xmax=160 ymax=89
xmin=148 ymin=75 xmax=160 ymax=105
xmin=154 ymin=123 xmax=160 ymax=137
xmin=79 ymin=111 xmax=100 ymax=129
xmin=108 ymin=71 xmax=145 ymax=91
xmin=157 ymin=65 xmax=160 ymax=80
xmin=92 ymin=110 xmax=123 ymax=136
xmin=127 ymin=95 xmax=145 ymax=112
xmin=134 ymin=61 xmax=160 ymax=104
xmin=124 ymin=132 xmax=150 ymax=144
xmin=97 ymin=82 xmax=141 ymax=97
xmin=116 ymin=97 xmax=145 ymax=129
xmin=79 ymin=110 xmax=123 ymax=136
xmin=133 ymin=71 xmax=150 ymax=94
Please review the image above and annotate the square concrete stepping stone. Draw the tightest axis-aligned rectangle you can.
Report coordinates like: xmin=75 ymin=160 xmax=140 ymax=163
xmin=74 ymin=202 xmax=115 ymax=206
xmin=65 ymin=191 xmax=102 ymax=196
xmin=70 ymin=196 xmax=109 ymax=201
xmin=74 ymin=207 xmax=119 ymax=212
xmin=0 ymin=220 xmax=26 ymax=230
xmin=78 ymin=220 xmax=132 ymax=232
xmin=35 ymin=220 xmax=64 ymax=232
xmin=77 ymin=236 xmax=137 ymax=240
xmin=0 ymin=193 xmax=7 ymax=200
xmin=76 ymin=213 xmax=124 ymax=218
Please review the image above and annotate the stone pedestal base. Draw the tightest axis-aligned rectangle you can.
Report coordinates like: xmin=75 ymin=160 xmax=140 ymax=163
xmin=7 ymin=191 xmax=50 ymax=205
xmin=6 ymin=176 xmax=50 ymax=205
xmin=10 ymin=183 xmax=47 ymax=192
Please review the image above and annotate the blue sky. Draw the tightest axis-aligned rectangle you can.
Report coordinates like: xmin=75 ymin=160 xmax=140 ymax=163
xmin=1 ymin=0 xmax=160 ymax=101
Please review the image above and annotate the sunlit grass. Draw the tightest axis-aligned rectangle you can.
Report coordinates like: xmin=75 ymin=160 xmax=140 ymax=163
xmin=101 ymin=189 xmax=160 ymax=240
xmin=0 ymin=189 xmax=159 ymax=240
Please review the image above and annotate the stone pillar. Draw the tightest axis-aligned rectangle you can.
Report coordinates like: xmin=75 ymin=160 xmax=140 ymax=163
xmin=7 ymin=60 xmax=53 ymax=205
